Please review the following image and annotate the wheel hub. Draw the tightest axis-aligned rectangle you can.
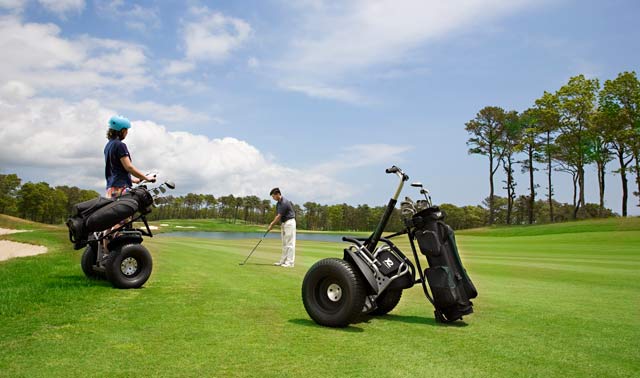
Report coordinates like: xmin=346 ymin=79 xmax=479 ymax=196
xmin=326 ymin=283 xmax=342 ymax=302
xmin=120 ymin=257 xmax=139 ymax=276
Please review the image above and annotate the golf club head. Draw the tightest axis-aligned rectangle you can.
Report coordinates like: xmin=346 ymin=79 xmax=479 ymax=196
xmin=411 ymin=182 xmax=423 ymax=188
xmin=165 ymin=181 xmax=176 ymax=190
xmin=159 ymin=186 xmax=167 ymax=193
xmin=401 ymin=207 xmax=416 ymax=217
xmin=415 ymin=199 xmax=429 ymax=211
xmin=400 ymin=197 xmax=417 ymax=218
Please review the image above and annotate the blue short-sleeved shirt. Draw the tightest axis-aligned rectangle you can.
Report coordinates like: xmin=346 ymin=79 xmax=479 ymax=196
xmin=276 ymin=197 xmax=296 ymax=223
xmin=104 ymin=138 xmax=132 ymax=188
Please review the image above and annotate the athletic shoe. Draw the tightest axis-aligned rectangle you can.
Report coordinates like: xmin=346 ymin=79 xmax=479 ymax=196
xmin=273 ymin=262 xmax=283 ymax=266
xmin=281 ymin=263 xmax=294 ymax=268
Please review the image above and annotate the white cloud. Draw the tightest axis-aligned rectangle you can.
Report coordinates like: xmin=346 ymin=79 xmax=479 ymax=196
xmin=183 ymin=7 xmax=252 ymax=63
xmin=1 ymin=80 xmax=35 ymax=100
xmin=95 ymin=0 xmax=160 ymax=32
xmin=105 ymin=99 xmax=215 ymax=125
xmin=160 ymin=7 xmax=253 ymax=76
xmin=0 ymin=93 xmax=353 ymax=203
xmin=274 ymin=0 xmax=535 ymax=101
xmin=0 ymin=15 xmax=151 ymax=94
xmin=280 ymin=82 xmax=368 ymax=104
xmin=38 ymin=0 xmax=85 ymax=17
xmin=283 ymin=0 xmax=534 ymax=75
xmin=312 ymin=144 xmax=413 ymax=175
xmin=163 ymin=60 xmax=196 ymax=75
xmin=0 ymin=0 xmax=26 ymax=11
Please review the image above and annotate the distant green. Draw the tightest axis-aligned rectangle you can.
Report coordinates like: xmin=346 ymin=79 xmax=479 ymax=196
xmin=1 ymin=215 xmax=638 ymax=377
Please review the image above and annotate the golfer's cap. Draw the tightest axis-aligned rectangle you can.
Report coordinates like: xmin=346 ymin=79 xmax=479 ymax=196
xmin=270 ymin=187 xmax=280 ymax=196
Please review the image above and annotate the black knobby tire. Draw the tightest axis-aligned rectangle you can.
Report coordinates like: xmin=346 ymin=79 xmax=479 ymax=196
xmin=301 ymin=258 xmax=366 ymax=327
xmin=81 ymin=245 xmax=105 ymax=280
xmin=105 ymin=243 xmax=153 ymax=289
xmin=369 ymin=289 xmax=403 ymax=316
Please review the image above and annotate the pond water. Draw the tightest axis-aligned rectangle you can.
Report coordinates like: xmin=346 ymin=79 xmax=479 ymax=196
xmin=159 ymin=231 xmax=349 ymax=243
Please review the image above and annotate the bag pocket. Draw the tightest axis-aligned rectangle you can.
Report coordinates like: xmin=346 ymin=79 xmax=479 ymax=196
xmin=425 ymin=266 xmax=459 ymax=308
xmin=66 ymin=216 xmax=87 ymax=250
xmin=85 ymin=197 xmax=139 ymax=232
xmin=72 ymin=196 xmax=113 ymax=217
xmin=416 ymin=229 xmax=441 ymax=256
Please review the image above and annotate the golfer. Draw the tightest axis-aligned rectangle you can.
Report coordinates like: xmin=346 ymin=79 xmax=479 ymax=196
xmin=268 ymin=188 xmax=296 ymax=268
xmin=104 ymin=115 xmax=155 ymax=198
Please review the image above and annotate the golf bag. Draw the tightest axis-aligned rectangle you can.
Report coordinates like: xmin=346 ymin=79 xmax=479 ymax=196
xmin=66 ymin=188 xmax=154 ymax=250
xmin=408 ymin=207 xmax=477 ymax=321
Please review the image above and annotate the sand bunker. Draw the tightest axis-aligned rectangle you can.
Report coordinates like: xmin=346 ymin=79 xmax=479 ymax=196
xmin=0 ymin=228 xmax=48 ymax=262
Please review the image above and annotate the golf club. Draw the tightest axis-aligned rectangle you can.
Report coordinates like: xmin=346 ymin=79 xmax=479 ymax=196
xmin=239 ymin=230 xmax=269 ymax=265
xmin=420 ymin=188 xmax=432 ymax=207
xmin=412 ymin=182 xmax=432 ymax=207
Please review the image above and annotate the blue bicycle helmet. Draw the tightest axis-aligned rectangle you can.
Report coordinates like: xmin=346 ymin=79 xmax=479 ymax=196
xmin=108 ymin=115 xmax=131 ymax=131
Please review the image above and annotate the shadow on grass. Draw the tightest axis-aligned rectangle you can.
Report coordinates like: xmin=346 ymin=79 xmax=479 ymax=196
xmin=287 ymin=318 xmax=364 ymax=332
xmin=382 ymin=313 xmax=470 ymax=327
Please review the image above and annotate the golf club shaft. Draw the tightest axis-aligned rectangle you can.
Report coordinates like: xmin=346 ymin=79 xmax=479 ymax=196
xmin=240 ymin=231 xmax=269 ymax=265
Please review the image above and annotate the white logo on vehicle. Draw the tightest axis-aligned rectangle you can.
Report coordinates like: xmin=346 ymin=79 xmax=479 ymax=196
xmin=383 ymin=258 xmax=394 ymax=268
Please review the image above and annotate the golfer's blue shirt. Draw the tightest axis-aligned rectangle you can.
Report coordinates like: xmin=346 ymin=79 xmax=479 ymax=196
xmin=104 ymin=138 xmax=132 ymax=188
xmin=277 ymin=198 xmax=296 ymax=223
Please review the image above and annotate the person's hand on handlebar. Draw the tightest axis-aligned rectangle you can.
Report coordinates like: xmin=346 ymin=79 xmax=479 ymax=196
xmin=131 ymin=174 xmax=156 ymax=184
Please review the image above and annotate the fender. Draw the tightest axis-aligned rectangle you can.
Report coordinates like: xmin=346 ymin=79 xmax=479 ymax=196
xmin=343 ymin=247 xmax=379 ymax=294
xmin=343 ymin=244 xmax=414 ymax=295
xmin=107 ymin=230 xmax=143 ymax=251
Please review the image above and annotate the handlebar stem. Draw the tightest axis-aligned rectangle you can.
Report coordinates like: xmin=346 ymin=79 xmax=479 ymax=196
xmin=391 ymin=169 xmax=408 ymax=201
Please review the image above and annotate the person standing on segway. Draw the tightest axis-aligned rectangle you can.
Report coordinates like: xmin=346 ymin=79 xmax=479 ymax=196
xmin=268 ymin=188 xmax=296 ymax=268
xmin=102 ymin=115 xmax=155 ymax=253
xmin=104 ymin=115 xmax=155 ymax=199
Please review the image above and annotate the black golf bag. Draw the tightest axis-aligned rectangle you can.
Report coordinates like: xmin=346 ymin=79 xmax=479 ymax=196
xmin=407 ymin=207 xmax=477 ymax=322
xmin=66 ymin=188 xmax=153 ymax=250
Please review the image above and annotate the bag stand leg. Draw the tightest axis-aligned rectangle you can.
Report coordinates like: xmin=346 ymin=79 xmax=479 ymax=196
xmin=408 ymin=231 xmax=436 ymax=307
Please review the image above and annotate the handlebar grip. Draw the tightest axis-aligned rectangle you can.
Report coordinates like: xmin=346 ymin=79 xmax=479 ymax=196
xmin=342 ymin=236 xmax=364 ymax=246
xmin=385 ymin=166 xmax=399 ymax=174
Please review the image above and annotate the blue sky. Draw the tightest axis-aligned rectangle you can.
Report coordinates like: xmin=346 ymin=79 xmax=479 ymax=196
xmin=0 ymin=0 xmax=639 ymax=215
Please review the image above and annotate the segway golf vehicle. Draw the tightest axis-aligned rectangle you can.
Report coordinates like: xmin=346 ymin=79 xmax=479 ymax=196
xmin=66 ymin=178 xmax=175 ymax=289
xmin=301 ymin=166 xmax=477 ymax=327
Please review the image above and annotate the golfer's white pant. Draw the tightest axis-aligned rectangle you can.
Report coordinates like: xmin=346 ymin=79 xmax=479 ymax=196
xmin=280 ymin=219 xmax=296 ymax=265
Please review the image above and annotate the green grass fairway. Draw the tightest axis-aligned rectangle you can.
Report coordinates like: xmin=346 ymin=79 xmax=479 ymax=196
xmin=1 ymin=216 xmax=639 ymax=377
xmin=142 ymin=218 xmax=367 ymax=236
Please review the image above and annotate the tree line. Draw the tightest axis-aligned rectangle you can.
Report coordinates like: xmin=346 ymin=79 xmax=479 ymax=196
xmin=145 ymin=194 xmax=409 ymax=232
xmin=0 ymin=173 xmax=407 ymax=231
xmin=0 ymin=173 xmax=100 ymax=224
xmin=1 ymin=171 xmax=616 ymax=232
xmin=466 ymin=71 xmax=640 ymax=224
